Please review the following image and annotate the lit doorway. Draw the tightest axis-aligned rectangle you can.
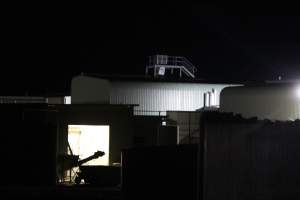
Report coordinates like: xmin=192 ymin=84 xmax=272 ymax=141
xmin=68 ymin=125 xmax=110 ymax=166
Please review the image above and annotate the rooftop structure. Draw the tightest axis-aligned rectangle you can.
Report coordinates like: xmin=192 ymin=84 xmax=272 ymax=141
xmin=145 ymin=55 xmax=197 ymax=78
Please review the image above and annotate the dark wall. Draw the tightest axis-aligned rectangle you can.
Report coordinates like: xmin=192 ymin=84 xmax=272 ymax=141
xmin=122 ymin=145 xmax=200 ymax=200
xmin=202 ymin=112 xmax=300 ymax=200
xmin=158 ymin=126 xmax=178 ymax=145
xmin=0 ymin=104 xmax=57 ymax=186
xmin=132 ymin=116 xmax=161 ymax=147
xmin=121 ymin=112 xmax=300 ymax=200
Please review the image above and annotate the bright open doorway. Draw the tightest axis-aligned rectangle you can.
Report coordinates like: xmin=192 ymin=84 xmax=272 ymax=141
xmin=68 ymin=125 xmax=110 ymax=166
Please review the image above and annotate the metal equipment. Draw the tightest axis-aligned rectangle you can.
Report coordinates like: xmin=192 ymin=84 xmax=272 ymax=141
xmin=57 ymin=150 xmax=105 ymax=184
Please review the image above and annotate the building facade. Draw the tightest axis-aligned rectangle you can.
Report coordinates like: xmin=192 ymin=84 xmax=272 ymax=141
xmin=220 ymin=83 xmax=300 ymax=121
xmin=71 ymin=74 xmax=238 ymax=116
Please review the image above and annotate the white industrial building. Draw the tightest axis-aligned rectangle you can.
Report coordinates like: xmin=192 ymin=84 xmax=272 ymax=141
xmin=71 ymin=55 xmax=239 ymax=116
xmin=69 ymin=55 xmax=243 ymax=145
xmin=220 ymin=83 xmax=300 ymax=121
xmin=70 ymin=73 xmax=240 ymax=143
xmin=69 ymin=56 xmax=300 ymax=144
xmin=71 ymin=74 xmax=238 ymax=116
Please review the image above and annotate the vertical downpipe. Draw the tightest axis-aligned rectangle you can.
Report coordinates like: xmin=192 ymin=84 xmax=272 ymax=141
xmin=211 ymin=88 xmax=216 ymax=106
xmin=204 ymin=92 xmax=210 ymax=108
xmin=208 ymin=91 xmax=211 ymax=107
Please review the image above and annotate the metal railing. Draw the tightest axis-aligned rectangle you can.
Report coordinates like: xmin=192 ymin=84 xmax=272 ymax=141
xmin=0 ymin=96 xmax=47 ymax=104
xmin=148 ymin=55 xmax=197 ymax=76
xmin=181 ymin=57 xmax=197 ymax=74
xmin=134 ymin=109 xmax=167 ymax=116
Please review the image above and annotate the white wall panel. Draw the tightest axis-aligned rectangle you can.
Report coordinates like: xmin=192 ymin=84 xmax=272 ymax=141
xmin=220 ymin=84 xmax=300 ymax=121
xmin=71 ymin=75 xmax=236 ymax=116
xmin=110 ymin=81 xmax=232 ymax=115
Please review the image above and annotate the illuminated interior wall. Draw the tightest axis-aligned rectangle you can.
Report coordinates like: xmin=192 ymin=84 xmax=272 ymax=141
xmin=68 ymin=125 xmax=110 ymax=166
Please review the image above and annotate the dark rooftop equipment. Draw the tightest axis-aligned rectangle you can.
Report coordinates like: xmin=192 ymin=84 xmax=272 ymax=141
xmin=145 ymin=55 xmax=197 ymax=78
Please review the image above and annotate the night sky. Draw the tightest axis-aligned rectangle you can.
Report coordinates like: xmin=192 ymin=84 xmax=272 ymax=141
xmin=1 ymin=3 xmax=300 ymax=95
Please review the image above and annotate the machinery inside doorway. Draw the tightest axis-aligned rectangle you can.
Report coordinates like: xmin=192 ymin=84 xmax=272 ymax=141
xmin=57 ymin=125 xmax=110 ymax=184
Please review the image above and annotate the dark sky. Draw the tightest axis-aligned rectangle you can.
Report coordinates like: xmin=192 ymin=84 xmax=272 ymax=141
xmin=1 ymin=3 xmax=300 ymax=95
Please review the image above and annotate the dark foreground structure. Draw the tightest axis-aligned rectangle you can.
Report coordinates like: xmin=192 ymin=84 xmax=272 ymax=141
xmin=202 ymin=112 xmax=300 ymax=199
xmin=122 ymin=112 xmax=300 ymax=200
xmin=0 ymin=103 xmax=131 ymax=199
xmin=0 ymin=103 xmax=300 ymax=199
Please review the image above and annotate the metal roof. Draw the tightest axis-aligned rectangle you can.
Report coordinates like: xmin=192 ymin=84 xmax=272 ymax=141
xmin=79 ymin=73 xmax=245 ymax=85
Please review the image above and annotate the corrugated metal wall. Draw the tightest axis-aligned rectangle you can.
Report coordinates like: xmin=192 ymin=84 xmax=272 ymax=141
xmin=110 ymin=81 xmax=231 ymax=115
xmin=202 ymin=112 xmax=300 ymax=200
